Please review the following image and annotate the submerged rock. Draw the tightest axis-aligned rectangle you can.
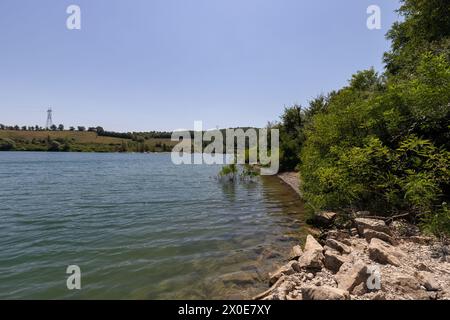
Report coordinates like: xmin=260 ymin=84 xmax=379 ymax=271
xmin=220 ymin=271 xmax=258 ymax=286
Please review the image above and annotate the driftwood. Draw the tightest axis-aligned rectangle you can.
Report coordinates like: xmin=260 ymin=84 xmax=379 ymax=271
xmin=357 ymin=212 xmax=411 ymax=222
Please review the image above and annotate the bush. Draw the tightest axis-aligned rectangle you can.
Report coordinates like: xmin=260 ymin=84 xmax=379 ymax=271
xmin=48 ymin=140 xmax=62 ymax=152
xmin=0 ymin=138 xmax=16 ymax=151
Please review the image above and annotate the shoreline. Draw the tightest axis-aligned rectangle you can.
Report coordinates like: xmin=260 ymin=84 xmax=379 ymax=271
xmin=277 ymin=172 xmax=302 ymax=197
xmin=254 ymin=214 xmax=450 ymax=300
xmin=256 ymin=172 xmax=450 ymax=300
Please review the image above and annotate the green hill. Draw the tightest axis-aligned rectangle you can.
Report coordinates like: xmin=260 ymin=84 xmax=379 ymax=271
xmin=0 ymin=130 xmax=176 ymax=152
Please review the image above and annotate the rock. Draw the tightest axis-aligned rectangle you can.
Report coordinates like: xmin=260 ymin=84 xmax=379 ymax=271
xmin=324 ymin=250 xmax=349 ymax=273
xmin=258 ymin=248 xmax=283 ymax=261
xmin=306 ymin=273 xmax=314 ymax=280
xmin=393 ymin=275 xmax=430 ymax=300
xmin=371 ymin=292 xmax=386 ymax=300
xmin=368 ymin=238 xmax=405 ymax=266
xmin=298 ymin=249 xmax=325 ymax=270
xmin=354 ymin=218 xmax=391 ymax=236
xmin=415 ymin=271 xmax=441 ymax=291
xmin=327 ymin=230 xmax=352 ymax=246
xmin=220 ymin=271 xmax=257 ymax=286
xmin=428 ymin=292 xmax=439 ymax=300
xmin=409 ymin=236 xmax=434 ymax=245
xmin=254 ymin=275 xmax=286 ymax=300
xmin=268 ymin=261 xmax=297 ymax=285
xmin=289 ymin=245 xmax=303 ymax=260
xmin=313 ymin=212 xmax=337 ymax=227
xmin=391 ymin=220 xmax=420 ymax=237
xmin=275 ymin=280 xmax=296 ymax=300
xmin=304 ymin=235 xmax=324 ymax=252
xmin=352 ymin=282 xmax=367 ymax=296
xmin=415 ymin=262 xmax=433 ymax=272
xmin=325 ymin=239 xmax=352 ymax=254
xmin=335 ymin=261 xmax=368 ymax=292
xmin=297 ymin=235 xmax=324 ymax=270
xmin=301 ymin=286 xmax=350 ymax=300
xmin=364 ymin=229 xmax=398 ymax=246
xmin=355 ymin=211 xmax=371 ymax=218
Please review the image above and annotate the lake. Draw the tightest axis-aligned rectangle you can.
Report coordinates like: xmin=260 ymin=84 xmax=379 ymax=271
xmin=0 ymin=152 xmax=309 ymax=299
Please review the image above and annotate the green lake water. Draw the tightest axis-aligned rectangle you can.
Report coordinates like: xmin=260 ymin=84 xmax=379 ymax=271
xmin=0 ymin=152 xmax=309 ymax=299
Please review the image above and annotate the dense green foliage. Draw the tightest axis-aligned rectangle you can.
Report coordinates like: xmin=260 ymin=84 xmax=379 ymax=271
xmin=276 ymin=0 xmax=450 ymax=236
xmin=277 ymin=105 xmax=305 ymax=171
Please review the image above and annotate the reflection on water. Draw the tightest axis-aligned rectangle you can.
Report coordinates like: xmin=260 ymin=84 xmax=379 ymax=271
xmin=0 ymin=152 xmax=309 ymax=299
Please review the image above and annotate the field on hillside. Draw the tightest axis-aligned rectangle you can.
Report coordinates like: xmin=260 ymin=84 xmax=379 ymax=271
xmin=0 ymin=130 xmax=124 ymax=144
xmin=0 ymin=130 xmax=177 ymax=152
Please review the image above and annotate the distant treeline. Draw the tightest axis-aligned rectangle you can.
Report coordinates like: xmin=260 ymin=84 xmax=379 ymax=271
xmin=99 ymin=130 xmax=172 ymax=141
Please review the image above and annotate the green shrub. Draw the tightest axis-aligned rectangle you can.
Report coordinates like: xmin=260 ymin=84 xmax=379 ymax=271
xmin=0 ymin=138 xmax=16 ymax=151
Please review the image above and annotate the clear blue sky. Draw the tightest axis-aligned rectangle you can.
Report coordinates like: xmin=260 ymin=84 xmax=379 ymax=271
xmin=0 ymin=0 xmax=401 ymax=132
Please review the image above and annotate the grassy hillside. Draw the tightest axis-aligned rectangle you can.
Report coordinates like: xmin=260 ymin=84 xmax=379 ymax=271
xmin=0 ymin=130 xmax=177 ymax=152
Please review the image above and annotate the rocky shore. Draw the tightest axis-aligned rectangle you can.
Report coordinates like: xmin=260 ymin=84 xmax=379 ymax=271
xmin=254 ymin=213 xmax=450 ymax=300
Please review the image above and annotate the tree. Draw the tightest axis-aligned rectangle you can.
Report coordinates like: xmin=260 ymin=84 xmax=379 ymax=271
xmin=384 ymin=0 xmax=450 ymax=75
xmin=58 ymin=124 xmax=64 ymax=131
xmin=120 ymin=140 xmax=128 ymax=152
xmin=278 ymin=105 xmax=306 ymax=171
xmin=48 ymin=140 xmax=62 ymax=152
xmin=69 ymin=126 xmax=75 ymax=131
xmin=78 ymin=126 xmax=86 ymax=132
xmin=50 ymin=124 xmax=57 ymax=131
xmin=96 ymin=126 xmax=105 ymax=135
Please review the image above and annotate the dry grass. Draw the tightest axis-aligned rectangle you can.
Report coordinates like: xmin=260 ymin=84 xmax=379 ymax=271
xmin=0 ymin=130 xmax=123 ymax=144
xmin=0 ymin=130 xmax=177 ymax=151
